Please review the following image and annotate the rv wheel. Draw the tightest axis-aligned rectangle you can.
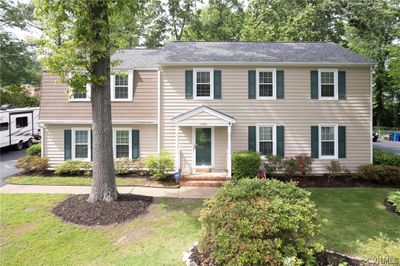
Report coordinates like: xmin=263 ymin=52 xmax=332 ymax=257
xmin=16 ymin=141 xmax=24 ymax=150
xmin=26 ymin=139 xmax=33 ymax=148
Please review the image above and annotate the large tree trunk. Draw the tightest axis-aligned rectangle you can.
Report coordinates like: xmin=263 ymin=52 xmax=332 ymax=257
xmin=87 ymin=0 xmax=118 ymax=203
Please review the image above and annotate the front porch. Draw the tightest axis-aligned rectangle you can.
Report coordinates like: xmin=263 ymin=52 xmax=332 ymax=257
xmin=171 ymin=106 xmax=236 ymax=185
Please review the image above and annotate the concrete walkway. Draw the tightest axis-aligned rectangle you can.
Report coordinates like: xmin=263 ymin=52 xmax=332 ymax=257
xmin=0 ymin=184 xmax=220 ymax=199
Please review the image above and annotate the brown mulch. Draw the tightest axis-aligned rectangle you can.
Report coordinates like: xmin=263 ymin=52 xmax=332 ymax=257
xmin=384 ymin=199 xmax=400 ymax=216
xmin=52 ymin=194 xmax=153 ymax=226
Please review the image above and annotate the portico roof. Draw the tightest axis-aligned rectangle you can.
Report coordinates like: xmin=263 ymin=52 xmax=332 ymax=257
xmin=171 ymin=105 xmax=236 ymax=126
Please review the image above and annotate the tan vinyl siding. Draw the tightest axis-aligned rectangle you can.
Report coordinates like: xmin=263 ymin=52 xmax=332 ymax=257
xmin=181 ymin=111 xmax=227 ymax=124
xmin=40 ymin=70 xmax=158 ymax=122
xmin=43 ymin=124 xmax=157 ymax=167
xmin=161 ymin=66 xmax=371 ymax=174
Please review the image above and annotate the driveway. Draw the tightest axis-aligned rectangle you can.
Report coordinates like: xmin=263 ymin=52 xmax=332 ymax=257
xmin=0 ymin=148 xmax=26 ymax=186
xmin=373 ymin=140 xmax=400 ymax=155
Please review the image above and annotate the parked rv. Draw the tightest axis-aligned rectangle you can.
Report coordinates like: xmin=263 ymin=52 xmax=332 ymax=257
xmin=0 ymin=105 xmax=40 ymax=150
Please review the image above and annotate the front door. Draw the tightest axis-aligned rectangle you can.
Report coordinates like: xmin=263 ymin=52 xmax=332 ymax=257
xmin=195 ymin=127 xmax=212 ymax=166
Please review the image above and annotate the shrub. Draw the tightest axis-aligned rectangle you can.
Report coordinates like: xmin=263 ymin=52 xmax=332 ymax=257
xmin=200 ymin=179 xmax=323 ymax=266
xmin=232 ymin=151 xmax=261 ymax=181
xmin=373 ymin=149 xmax=400 ymax=167
xmin=54 ymin=160 xmax=92 ymax=176
xmin=264 ymin=154 xmax=283 ymax=177
xmin=388 ymin=191 xmax=400 ymax=213
xmin=326 ymin=161 xmax=350 ymax=181
xmin=145 ymin=151 xmax=174 ymax=180
xmin=26 ymin=144 xmax=41 ymax=156
xmin=356 ymin=164 xmax=400 ymax=185
xmin=281 ymin=154 xmax=313 ymax=178
xmin=356 ymin=234 xmax=400 ymax=260
xmin=114 ymin=158 xmax=144 ymax=175
xmin=282 ymin=156 xmax=297 ymax=178
xmin=16 ymin=156 xmax=49 ymax=173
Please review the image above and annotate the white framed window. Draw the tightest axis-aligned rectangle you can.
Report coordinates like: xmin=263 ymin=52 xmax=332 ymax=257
xmin=111 ymin=70 xmax=133 ymax=101
xmin=113 ymin=129 xmax=132 ymax=159
xmin=68 ymin=72 xmax=91 ymax=102
xmin=193 ymin=68 xmax=214 ymax=100
xmin=256 ymin=68 xmax=276 ymax=100
xmin=319 ymin=69 xmax=338 ymax=100
xmin=72 ymin=129 xmax=91 ymax=161
xmin=256 ymin=124 xmax=276 ymax=157
xmin=319 ymin=124 xmax=338 ymax=159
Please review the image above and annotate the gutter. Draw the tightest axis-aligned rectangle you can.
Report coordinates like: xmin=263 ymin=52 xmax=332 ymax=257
xmin=158 ymin=62 xmax=375 ymax=67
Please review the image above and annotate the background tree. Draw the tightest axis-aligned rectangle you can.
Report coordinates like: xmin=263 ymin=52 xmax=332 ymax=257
xmin=0 ymin=84 xmax=40 ymax=107
xmin=35 ymin=0 xmax=139 ymax=202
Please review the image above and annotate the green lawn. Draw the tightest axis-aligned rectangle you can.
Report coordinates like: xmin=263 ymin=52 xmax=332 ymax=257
xmin=6 ymin=176 xmax=178 ymax=188
xmin=308 ymin=188 xmax=400 ymax=256
xmin=0 ymin=194 xmax=202 ymax=266
xmin=1 ymin=188 xmax=399 ymax=265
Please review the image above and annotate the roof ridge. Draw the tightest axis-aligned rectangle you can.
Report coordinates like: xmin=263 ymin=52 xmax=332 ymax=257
xmin=169 ymin=40 xmax=332 ymax=44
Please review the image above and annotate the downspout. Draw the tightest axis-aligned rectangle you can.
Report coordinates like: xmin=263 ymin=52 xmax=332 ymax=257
xmin=157 ymin=67 xmax=161 ymax=154
xmin=40 ymin=124 xmax=45 ymax=158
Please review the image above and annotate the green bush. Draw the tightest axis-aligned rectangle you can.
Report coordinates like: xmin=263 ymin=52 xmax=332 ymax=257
xmin=16 ymin=156 xmax=48 ymax=173
xmin=114 ymin=158 xmax=144 ymax=175
xmin=26 ymin=144 xmax=41 ymax=156
xmin=326 ymin=161 xmax=350 ymax=178
xmin=54 ymin=160 xmax=92 ymax=176
xmin=145 ymin=151 xmax=174 ymax=180
xmin=388 ymin=191 xmax=400 ymax=213
xmin=373 ymin=149 xmax=400 ymax=167
xmin=232 ymin=151 xmax=261 ymax=180
xmin=356 ymin=233 xmax=400 ymax=260
xmin=264 ymin=154 xmax=283 ymax=177
xmin=355 ymin=164 xmax=400 ymax=185
xmin=281 ymin=154 xmax=313 ymax=178
xmin=199 ymin=179 xmax=323 ymax=266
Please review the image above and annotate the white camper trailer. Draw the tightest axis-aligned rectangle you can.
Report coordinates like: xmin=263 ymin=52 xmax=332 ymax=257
xmin=0 ymin=106 xmax=40 ymax=149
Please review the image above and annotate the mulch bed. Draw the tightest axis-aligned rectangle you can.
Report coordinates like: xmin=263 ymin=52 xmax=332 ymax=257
xmin=269 ymin=175 xmax=400 ymax=188
xmin=384 ymin=199 xmax=400 ymax=216
xmin=52 ymin=194 xmax=153 ymax=226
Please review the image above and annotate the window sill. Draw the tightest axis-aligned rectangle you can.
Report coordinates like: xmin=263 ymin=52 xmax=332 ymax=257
xmin=319 ymin=156 xmax=338 ymax=160
xmin=317 ymin=97 xmax=338 ymax=101
xmin=255 ymin=97 xmax=277 ymax=100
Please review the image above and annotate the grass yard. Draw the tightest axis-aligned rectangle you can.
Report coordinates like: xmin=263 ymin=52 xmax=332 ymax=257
xmin=6 ymin=176 xmax=178 ymax=188
xmin=309 ymin=188 xmax=400 ymax=257
xmin=1 ymin=188 xmax=399 ymax=265
xmin=0 ymin=194 xmax=202 ymax=266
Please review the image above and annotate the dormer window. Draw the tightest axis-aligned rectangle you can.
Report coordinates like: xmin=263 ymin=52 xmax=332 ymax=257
xmin=193 ymin=68 xmax=214 ymax=100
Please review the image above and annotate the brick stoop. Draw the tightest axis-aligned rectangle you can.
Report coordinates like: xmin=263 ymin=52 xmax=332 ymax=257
xmin=180 ymin=174 xmax=229 ymax=187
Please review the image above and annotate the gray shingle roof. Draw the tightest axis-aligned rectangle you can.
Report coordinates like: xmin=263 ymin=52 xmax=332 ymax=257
xmin=112 ymin=41 xmax=374 ymax=68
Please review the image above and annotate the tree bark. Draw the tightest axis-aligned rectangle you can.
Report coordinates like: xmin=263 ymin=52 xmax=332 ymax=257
xmin=87 ymin=0 xmax=118 ymax=203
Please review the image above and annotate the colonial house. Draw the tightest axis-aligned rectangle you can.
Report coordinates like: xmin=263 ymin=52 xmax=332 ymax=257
xmin=39 ymin=42 xmax=374 ymax=185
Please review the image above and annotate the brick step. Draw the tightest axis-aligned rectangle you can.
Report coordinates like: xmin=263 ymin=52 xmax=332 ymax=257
xmin=180 ymin=179 xmax=227 ymax=187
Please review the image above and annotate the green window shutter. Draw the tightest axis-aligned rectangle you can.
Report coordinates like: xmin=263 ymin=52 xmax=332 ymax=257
xmin=276 ymin=70 xmax=284 ymax=99
xmin=338 ymin=71 xmax=346 ymax=100
xmin=311 ymin=126 xmax=319 ymax=158
xmin=64 ymin=129 xmax=72 ymax=160
xmin=132 ymin=130 xmax=140 ymax=159
xmin=276 ymin=126 xmax=285 ymax=157
xmin=185 ymin=70 xmax=193 ymax=99
xmin=90 ymin=130 xmax=93 ymax=161
xmin=338 ymin=126 xmax=346 ymax=158
xmin=248 ymin=70 xmax=256 ymax=99
xmin=214 ymin=70 xmax=221 ymax=99
xmin=311 ymin=71 xmax=318 ymax=99
xmin=248 ymin=126 xmax=256 ymax=151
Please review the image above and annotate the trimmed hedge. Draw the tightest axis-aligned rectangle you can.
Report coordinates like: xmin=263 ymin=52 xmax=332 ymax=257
xmin=373 ymin=149 xmax=400 ymax=167
xmin=232 ymin=151 xmax=261 ymax=181
xmin=16 ymin=156 xmax=48 ymax=173
xmin=54 ymin=160 xmax=92 ymax=176
xmin=26 ymin=144 xmax=41 ymax=157
xmin=200 ymin=179 xmax=323 ymax=265
xmin=356 ymin=164 xmax=400 ymax=185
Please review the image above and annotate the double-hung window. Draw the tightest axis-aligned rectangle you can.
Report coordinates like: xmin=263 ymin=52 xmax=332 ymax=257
xmin=256 ymin=125 xmax=276 ymax=156
xmin=113 ymin=129 xmax=131 ymax=158
xmin=68 ymin=72 xmax=91 ymax=101
xmin=193 ymin=68 xmax=214 ymax=100
xmin=111 ymin=70 xmax=133 ymax=101
xmin=319 ymin=125 xmax=338 ymax=159
xmin=319 ymin=69 xmax=338 ymax=100
xmin=256 ymin=69 xmax=276 ymax=99
xmin=72 ymin=129 xmax=90 ymax=161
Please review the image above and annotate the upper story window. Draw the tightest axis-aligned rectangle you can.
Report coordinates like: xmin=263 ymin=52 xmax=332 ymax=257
xmin=256 ymin=69 xmax=276 ymax=100
xmin=319 ymin=69 xmax=338 ymax=100
xmin=111 ymin=70 xmax=133 ymax=101
xmin=256 ymin=125 xmax=276 ymax=157
xmin=319 ymin=124 xmax=338 ymax=159
xmin=68 ymin=72 xmax=91 ymax=102
xmin=193 ymin=68 xmax=214 ymax=100
xmin=72 ymin=129 xmax=91 ymax=161
xmin=16 ymin=117 xmax=28 ymax=128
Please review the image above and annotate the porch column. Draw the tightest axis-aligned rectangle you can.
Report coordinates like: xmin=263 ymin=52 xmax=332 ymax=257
xmin=227 ymin=124 xmax=232 ymax=178
xmin=175 ymin=125 xmax=179 ymax=172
